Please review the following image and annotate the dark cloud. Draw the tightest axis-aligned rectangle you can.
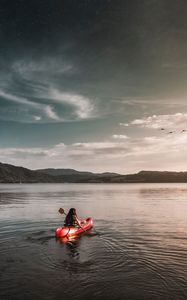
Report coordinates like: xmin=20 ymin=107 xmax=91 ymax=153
xmin=1 ymin=0 xmax=187 ymax=91
xmin=1 ymin=0 xmax=187 ymax=153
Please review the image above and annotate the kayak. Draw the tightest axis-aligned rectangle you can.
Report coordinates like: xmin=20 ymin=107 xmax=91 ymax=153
xmin=55 ymin=217 xmax=93 ymax=238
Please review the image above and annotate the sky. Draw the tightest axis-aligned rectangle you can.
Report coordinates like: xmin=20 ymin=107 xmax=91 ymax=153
xmin=1 ymin=0 xmax=187 ymax=173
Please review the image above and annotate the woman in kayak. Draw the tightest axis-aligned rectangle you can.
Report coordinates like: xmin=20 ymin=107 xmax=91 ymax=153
xmin=56 ymin=208 xmax=93 ymax=238
xmin=63 ymin=208 xmax=82 ymax=228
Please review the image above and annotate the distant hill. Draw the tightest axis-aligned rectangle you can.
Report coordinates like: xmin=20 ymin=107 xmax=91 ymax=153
xmin=37 ymin=168 xmax=94 ymax=176
xmin=37 ymin=168 xmax=119 ymax=182
xmin=0 ymin=162 xmax=57 ymax=183
xmin=0 ymin=163 xmax=119 ymax=183
xmin=34 ymin=168 xmax=187 ymax=183
xmin=1 ymin=162 xmax=187 ymax=183
xmin=129 ymin=170 xmax=187 ymax=183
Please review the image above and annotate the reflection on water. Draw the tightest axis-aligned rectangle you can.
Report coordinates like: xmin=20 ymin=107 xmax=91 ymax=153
xmin=0 ymin=183 xmax=187 ymax=300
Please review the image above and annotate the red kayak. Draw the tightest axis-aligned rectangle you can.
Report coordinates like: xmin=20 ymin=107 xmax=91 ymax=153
xmin=55 ymin=217 xmax=93 ymax=238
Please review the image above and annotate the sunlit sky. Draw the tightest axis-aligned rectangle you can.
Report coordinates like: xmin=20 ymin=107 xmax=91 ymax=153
xmin=1 ymin=0 xmax=187 ymax=173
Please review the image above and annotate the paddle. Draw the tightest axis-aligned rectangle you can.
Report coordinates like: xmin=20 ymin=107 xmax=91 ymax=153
xmin=58 ymin=207 xmax=67 ymax=215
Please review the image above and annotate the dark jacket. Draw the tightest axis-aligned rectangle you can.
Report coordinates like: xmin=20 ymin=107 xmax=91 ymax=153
xmin=64 ymin=208 xmax=80 ymax=227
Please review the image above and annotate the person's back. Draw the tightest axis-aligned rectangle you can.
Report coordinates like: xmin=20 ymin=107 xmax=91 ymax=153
xmin=64 ymin=208 xmax=81 ymax=227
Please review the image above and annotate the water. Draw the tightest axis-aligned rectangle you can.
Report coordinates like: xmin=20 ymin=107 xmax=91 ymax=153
xmin=0 ymin=183 xmax=187 ymax=300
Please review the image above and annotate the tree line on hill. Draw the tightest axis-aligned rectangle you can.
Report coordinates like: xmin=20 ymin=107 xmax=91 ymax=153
xmin=1 ymin=162 xmax=187 ymax=183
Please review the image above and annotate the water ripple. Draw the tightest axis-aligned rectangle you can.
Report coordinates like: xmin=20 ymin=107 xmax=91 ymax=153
xmin=0 ymin=183 xmax=187 ymax=300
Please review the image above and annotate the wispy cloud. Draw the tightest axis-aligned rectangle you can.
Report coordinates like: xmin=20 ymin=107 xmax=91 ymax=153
xmin=0 ymin=147 xmax=48 ymax=160
xmin=0 ymin=89 xmax=36 ymax=106
xmin=3 ymin=57 xmax=187 ymax=125
xmin=0 ymin=88 xmax=60 ymax=122
xmin=162 ymin=62 xmax=187 ymax=70
xmin=0 ymin=57 xmax=96 ymax=122
xmin=119 ymin=123 xmax=129 ymax=127
xmin=44 ymin=105 xmax=60 ymax=121
xmin=112 ymin=135 xmax=129 ymax=139
xmin=49 ymin=89 xmax=95 ymax=119
xmin=33 ymin=116 xmax=42 ymax=121
xmin=124 ymin=113 xmax=187 ymax=130
xmin=13 ymin=58 xmax=74 ymax=78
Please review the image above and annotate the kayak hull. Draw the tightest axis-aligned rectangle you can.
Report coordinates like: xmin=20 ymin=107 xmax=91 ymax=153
xmin=55 ymin=217 xmax=93 ymax=238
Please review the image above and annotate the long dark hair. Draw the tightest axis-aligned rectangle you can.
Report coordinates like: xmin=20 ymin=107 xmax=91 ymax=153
xmin=65 ymin=208 xmax=77 ymax=225
xmin=68 ymin=208 xmax=76 ymax=215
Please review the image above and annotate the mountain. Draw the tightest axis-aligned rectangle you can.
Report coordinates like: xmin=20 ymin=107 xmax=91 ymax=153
xmin=0 ymin=162 xmax=118 ymax=183
xmin=36 ymin=168 xmax=187 ymax=183
xmin=36 ymin=168 xmax=119 ymax=182
xmin=129 ymin=170 xmax=187 ymax=183
xmin=37 ymin=168 xmax=94 ymax=176
xmin=1 ymin=161 xmax=187 ymax=183
xmin=0 ymin=162 xmax=58 ymax=183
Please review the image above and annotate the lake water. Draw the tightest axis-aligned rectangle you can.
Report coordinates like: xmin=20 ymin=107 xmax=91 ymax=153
xmin=0 ymin=183 xmax=187 ymax=300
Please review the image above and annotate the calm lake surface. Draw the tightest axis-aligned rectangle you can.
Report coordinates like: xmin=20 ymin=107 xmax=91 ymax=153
xmin=0 ymin=183 xmax=187 ymax=300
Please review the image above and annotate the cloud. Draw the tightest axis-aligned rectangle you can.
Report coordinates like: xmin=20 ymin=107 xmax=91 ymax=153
xmin=2 ymin=131 xmax=187 ymax=173
xmin=33 ymin=116 xmax=42 ymax=121
xmin=0 ymin=88 xmax=60 ymax=123
xmin=0 ymin=57 xmax=96 ymax=122
xmin=119 ymin=123 xmax=129 ymax=127
xmin=112 ymin=135 xmax=129 ymax=139
xmin=162 ymin=62 xmax=187 ymax=70
xmin=13 ymin=58 xmax=74 ymax=78
xmin=0 ymin=89 xmax=36 ymax=106
xmin=125 ymin=113 xmax=187 ymax=130
xmin=49 ymin=89 xmax=95 ymax=119
xmin=0 ymin=80 xmax=95 ymax=122
xmin=0 ymin=147 xmax=48 ymax=160
xmin=3 ymin=56 xmax=187 ymax=125
xmin=44 ymin=105 xmax=60 ymax=121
